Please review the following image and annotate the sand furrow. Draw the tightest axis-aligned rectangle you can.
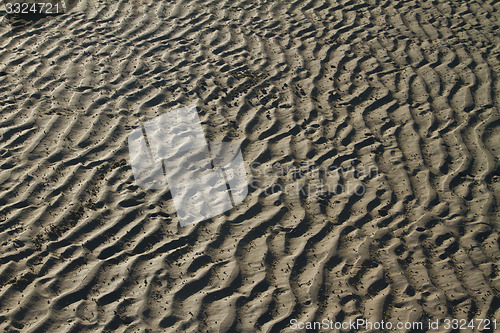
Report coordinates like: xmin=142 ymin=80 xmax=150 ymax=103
xmin=0 ymin=0 xmax=498 ymax=331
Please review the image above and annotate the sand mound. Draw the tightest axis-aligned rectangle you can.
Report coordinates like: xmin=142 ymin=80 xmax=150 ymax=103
xmin=0 ymin=0 xmax=499 ymax=331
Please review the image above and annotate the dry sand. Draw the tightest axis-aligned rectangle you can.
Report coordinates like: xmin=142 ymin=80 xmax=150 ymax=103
xmin=0 ymin=0 xmax=499 ymax=332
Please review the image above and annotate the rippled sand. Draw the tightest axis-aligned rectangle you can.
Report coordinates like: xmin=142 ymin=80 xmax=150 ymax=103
xmin=0 ymin=0 xmax=499 ymax=331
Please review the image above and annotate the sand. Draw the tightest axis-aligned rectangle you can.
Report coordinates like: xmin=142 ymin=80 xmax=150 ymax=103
xmin=0 ymin=0 xmax=499 ymax=332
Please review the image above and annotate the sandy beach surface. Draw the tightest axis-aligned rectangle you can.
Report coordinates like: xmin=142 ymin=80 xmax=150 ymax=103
xmin=0 ymin=0 xmax=499 ymax=332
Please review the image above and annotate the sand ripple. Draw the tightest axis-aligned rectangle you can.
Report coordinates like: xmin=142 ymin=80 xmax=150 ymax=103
xmin=0 ymin=0 xmax=499 ymax=331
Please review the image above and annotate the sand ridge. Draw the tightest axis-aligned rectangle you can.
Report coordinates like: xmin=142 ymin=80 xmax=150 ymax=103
xmin=0 ymin=0 xmax=499 ymax=331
